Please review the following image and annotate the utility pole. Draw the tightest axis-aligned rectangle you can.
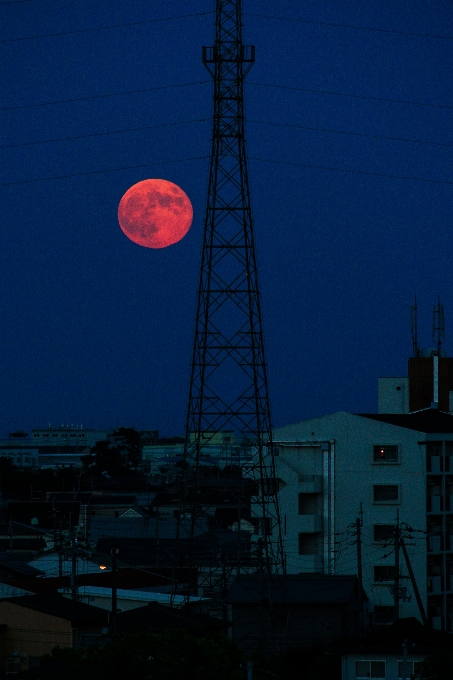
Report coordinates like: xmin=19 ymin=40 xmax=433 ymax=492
xmin=401 ymin=639 xmax=408 ymax=680
xmin=110 ymin=546 xmax=119 ymax=629
xmin=356 ymin=514 xmax=364 ymax=633
xmin=70 ymin=527 xmax=78 ymax=601
xmin=394 ymin=509 xmax=400 ymax=621
xmin=400 ymin=537 xmax=428 ymax=626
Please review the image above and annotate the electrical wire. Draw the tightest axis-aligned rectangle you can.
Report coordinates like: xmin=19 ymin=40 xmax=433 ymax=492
xmin=0 ymin=81 xmax=210 ymax=112
xmin=248 ymin=81 xmax=453 ymax=111
xmin=1 ymin=118 xmax=209 ymax=149
xmin=249 ymin=156 xmax=453 ymax=186
xmin=1 ymin=11 xmax=214 ymax=43
xmin=244 ymin=12 xmax=453 ymax=41
xmin=1 ymin=156 xmax=209 ymax=186
xmin=248 ymin=119 xmax=453 ymax=149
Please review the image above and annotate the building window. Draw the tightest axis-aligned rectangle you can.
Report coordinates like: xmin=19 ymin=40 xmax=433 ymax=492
xmin=42 ymin=434 xmax=49 ymax=438
xmin=373 ymin=525 xmax=394 ymax=542
xmin=374 ymin=565 xmax=396 ymax=582
xmin=52 ymin=433 xmax=58 ymax=437
xmin=298 ymin=533 xmax=321 ymax=555
xmin=6 ymin=658 xmax=21 ymax=673
xmin=373 ymin=485 xmax=399 ymax=503
xmin=373 ymin=445 xmax=399 ymax=463
xmin=398 ymin=661 xmax=423 ymax=679
xmin=374 ymin=606 xmax=394 ymax=624
xmin=355 ymin=661 xmax=386 ymax=679
xmin=298 ymin=493 xmax=318 ymax=515
xmin=33 ymin=434 xmax=40 ymax=438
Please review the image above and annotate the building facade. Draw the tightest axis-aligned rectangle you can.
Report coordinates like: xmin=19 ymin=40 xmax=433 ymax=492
xmin=270 ymin=409 xmax=453 ymax=632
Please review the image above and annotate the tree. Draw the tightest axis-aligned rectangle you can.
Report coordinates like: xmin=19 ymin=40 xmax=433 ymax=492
xmin=112 ymin=427 xmax=142 ymax=470
xmin=81 ymin=439 xmax=128 ymax=477
xmin=26 ymin=630 xmax=280 ymax=680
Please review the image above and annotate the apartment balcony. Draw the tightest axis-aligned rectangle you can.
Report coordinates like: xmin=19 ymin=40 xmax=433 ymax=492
xmin=298 ymin=474 xmax=322 ymax=493
xmin=298 ymin=514 xmax=322 ymax=533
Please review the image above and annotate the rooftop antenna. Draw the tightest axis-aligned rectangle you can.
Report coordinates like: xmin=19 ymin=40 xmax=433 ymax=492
xmin=432 ymin=295 xmax=445 ymax=357
xmin=410 ymin=295 xmax=420 ymax=357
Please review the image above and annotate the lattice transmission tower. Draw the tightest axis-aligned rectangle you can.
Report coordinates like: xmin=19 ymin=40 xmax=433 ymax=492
xmin=173 ymin=0 xmax=286 ymax=652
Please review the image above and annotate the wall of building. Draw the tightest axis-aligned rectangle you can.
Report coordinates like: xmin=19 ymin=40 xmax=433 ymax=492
xmin=273 ymin=413 xmax=427 ymax=624
xmin=0 ymin=602 xmax=73 ymax=673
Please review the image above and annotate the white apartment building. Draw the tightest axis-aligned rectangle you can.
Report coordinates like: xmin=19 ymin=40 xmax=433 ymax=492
xmin=271 ymin=408 xmax=453 ymax=631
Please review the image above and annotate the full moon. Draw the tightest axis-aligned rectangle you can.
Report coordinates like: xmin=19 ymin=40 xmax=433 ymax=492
xmin=118 ymin=179 xmax=193 ymax=249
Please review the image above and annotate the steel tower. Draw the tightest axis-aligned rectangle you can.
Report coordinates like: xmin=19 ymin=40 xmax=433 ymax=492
xmin=175 ymin=0 xmax=286 ymax=651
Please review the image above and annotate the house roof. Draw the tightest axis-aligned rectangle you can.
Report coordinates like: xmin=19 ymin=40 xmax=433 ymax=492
xmin=0 ymin=593 xmax=108 ymax=626
xmin=115 ymin=601 xmax=225 ymax=634
xmin=226 ymin=574 xmax=365 ymax=604
xmin=0 ymin=553 xmax=44 ymax=577
xmin=357 ymin=409 xmax=453 ymax=434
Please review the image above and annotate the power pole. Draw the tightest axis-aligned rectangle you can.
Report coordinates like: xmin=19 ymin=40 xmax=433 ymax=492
xmin=110 ymin=547 xmax=119 ymax=629
xmin=174 ymin=0 xmax=285 ymax=652
xmin=356 ymin=515 xmax=364 ymax=633
xmin=400 ymin=537 xmax=428 ymax=626
xmin=394 ymin=509 xmax=400 ymax=621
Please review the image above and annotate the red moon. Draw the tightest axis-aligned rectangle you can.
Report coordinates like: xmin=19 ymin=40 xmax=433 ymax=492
xmin=118 ymin=179 xmax=193 ymax=249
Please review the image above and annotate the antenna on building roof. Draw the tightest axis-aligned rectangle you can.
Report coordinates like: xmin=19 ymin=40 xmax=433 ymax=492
xmin=410 ymin=295 xmax=420 ymax=357
xmin=432 ymin=295 xmax=445 ymax=356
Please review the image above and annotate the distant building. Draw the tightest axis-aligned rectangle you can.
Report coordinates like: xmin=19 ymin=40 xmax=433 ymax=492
xmin=142 ymin=431 xmax=251 ymax=477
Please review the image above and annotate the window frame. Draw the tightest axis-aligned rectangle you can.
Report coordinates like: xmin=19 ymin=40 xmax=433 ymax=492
xmin=374 ymin=565 xmax=397 ymax=582
xmin=355 ymin=659 xmax=386 ymax=679
xmin=373 ymin=444 xmax=400 ymax=464
xmin=373 ymin=484 xmax=400 ymax=504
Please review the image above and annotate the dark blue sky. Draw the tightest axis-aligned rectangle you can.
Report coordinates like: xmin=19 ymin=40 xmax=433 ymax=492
xmin=2 ymin=1 xmax=452 ymax=436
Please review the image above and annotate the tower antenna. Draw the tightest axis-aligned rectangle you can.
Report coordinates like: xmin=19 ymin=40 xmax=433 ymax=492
xmin=410 ymin=295 xmax=420 ymax=357
xmin=173 ymin=0 xmax=286 ymax=653
xmin=432 ymin=295 xmax=445 ymax=356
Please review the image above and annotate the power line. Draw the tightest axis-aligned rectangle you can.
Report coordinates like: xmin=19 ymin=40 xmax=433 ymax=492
xmin=1 ymin=11 xmax=214 ymax=43
xmin=1 ymin=156 xmax=209 ymax=186
xmin=244 ymin=12 xmax=453 ymax=41
xmin=248 ymin=81 xmax=453 ymax=111
xmin=1 ymin=81 xmax=210 ymax=112
xmin=249 ymin=156 xmax=453 ymax=186
xmin=3 ymin=155 xmax=450 ymax=188
xmin=1 ymin=118 xmax=209 ymax=149
xmin=248 ymin=119 xmax=453 ymax=149
xmin=5 ymin=117 xmax=450 ymax=151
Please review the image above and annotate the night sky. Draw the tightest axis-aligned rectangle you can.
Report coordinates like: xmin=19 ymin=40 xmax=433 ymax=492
xmin=2 ymin=1 xmax=452 ymax=436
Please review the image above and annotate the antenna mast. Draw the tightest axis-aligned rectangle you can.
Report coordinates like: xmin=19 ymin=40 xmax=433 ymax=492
xmin=410 ymin=295 xmax=420 ymax=358
xmin=174 ymin=0 xmax=285 ymax=653
xmin=432 ymin=295 xmax=445 ymax=357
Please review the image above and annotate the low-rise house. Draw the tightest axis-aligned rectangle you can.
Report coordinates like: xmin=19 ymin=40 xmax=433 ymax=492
xmin=330 ymin=616 xmax=452 ymax=680
xmin=226 ymin=574 xmax=367 ymax=654
xmin=0 ymin=594 xmax=108 ymax=674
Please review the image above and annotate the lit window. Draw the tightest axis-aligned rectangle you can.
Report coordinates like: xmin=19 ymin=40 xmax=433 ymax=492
xmin=356 ymin=660 xmax=386 ymax=679
xmin=373 ymin=445 xmax=399 ymax=462
xmin=373 ymin=485 xmax=399 ymax=503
